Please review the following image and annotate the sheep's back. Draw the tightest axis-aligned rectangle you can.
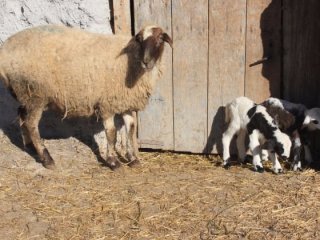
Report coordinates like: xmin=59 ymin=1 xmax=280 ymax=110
xmin=0 ymin=25 xmax=131 ymax=116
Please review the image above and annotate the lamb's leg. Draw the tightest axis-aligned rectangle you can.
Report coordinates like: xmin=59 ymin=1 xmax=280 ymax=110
xmin=222 ymin=125 xmax=237 ymax=168
xmin=249 ymin=131 xmax=264 ymax=173
xmin=103 ymin=115 xmax=121 ymax=170
xmin=22 ymin=105 xmax=55 ymax=169
xmin=304 ymin=144 xmax=313 ymax=166
xmin=268 ymin=150 xmax=283 ymax=174
xmin=291 ymin=130 xmax=302 ymax=171
xmin=236 ymin=130 xmax=246 ymax=163
xmin=123 ymin=112 xmax=140 ymax=167
xmin=261 ymin=149 xmax=269 ymax=161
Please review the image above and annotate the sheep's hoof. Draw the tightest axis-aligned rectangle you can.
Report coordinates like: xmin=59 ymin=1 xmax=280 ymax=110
xmin=255 ymin=165 xmax=264 ymax=173
xmin=42 ymin=148 xmax=56 ymax=170
xmin=106 ymin=156 xmax=121 ymax=170
xmin=125 ymin=153 xmax=141 ymax=168
xmin=128 ymin=159 xmax=141 ymax=168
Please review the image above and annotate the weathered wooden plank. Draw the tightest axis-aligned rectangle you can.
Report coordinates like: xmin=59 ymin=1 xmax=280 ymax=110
xmin=172 ymin=0 xmax=208 ymax=152
xmin=283 ymin=0 xmax=320 ymax=107
xmin=134 ymin=0 xmax=173 ymax=150
xmin=245 ymin=0 xmax=281 ymax=103
xmin=206 ymin=0 xmax=247 ymax=154
xmin=113 ymin=0 xmax=131 ymax=34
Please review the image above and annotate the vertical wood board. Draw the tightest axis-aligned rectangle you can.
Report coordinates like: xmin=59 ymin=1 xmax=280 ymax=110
xmin=206 ymin=0 xmax=247 ymax=154
xmin=245 ymin=0 xmax=281 ymax=103
xmin=134 ymin=0 xmax=174 ymax=149
xmin=283 ymin=0 xmax=320 ymax=107
xmin=113 ymin=0 xmax=131 ymax=34
xmin=172 ymin=0 xmax=208 ymax=152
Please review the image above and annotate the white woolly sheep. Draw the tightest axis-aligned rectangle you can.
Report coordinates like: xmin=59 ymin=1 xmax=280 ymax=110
xmin=0 ymin=25 xmax=172 ymax=170
xmin=222 ymin=96 xmax=292 ymax=173
xmin=262 ymin=97 xmax=320 ymax=170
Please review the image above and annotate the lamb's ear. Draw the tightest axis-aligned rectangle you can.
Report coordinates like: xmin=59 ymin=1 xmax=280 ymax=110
xmin=303 ymin=115 xmax=311 ymax=126
xmin=162 ymin=33 xmax=173 ymax=48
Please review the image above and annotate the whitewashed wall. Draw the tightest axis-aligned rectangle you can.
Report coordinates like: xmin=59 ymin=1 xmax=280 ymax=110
xmin=0 ymin=0 xmax=112 ymax=142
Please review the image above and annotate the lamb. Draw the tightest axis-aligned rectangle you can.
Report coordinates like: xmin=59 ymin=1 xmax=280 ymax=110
xmin=261 ymin=97 xmax=320 ymax=170
xmin=222 ymin=96 xmax=292 ymax=173
xmin=0 ymin=24 xmax=173 ymax=170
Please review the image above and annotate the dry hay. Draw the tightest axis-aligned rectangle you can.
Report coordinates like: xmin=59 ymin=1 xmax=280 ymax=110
xmin=0 ymin=132 xmax=320 ymax=239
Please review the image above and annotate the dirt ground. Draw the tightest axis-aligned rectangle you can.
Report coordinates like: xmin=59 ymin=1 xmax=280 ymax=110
xmin=0 ymin=129 xmax=320 ymax=240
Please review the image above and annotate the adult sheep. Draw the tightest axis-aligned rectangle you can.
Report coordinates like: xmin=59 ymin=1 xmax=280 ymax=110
xmin=0 ymin=25 xmax=173 ymax=170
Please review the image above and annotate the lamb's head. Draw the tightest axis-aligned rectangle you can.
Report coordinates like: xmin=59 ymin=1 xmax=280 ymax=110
xmin=263 ymin=133 xmax=292 ymax=160
xmin=135 ymin=26 xmax=173 ymax=70
xmin=303 ymin=108 xmax=320 ymax=131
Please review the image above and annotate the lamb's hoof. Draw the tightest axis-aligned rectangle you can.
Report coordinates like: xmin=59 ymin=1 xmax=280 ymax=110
xmin=223 ymin=162 xmax=231 ymax=169
xmin=255 ymin=165 xmax=264 ymax=173
xmin=291 ymin=162 xmax=302 ymax=172
xmin=244 ymin=155 xmax=252 ymax=164
xmin=273 ymin=168 xmax=283 ymax=174
xmin=106 ymin=156 xmax=121 ymax=170
xmin=42 ymin=148 xmax=56 ymax=170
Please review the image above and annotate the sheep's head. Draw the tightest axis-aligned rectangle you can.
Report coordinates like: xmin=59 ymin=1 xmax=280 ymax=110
xmin=135 ymin=26 xmax=173 ymax=71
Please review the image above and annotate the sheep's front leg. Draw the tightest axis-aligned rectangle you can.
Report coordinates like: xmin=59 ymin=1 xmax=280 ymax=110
xmin=21 ymin=104 xmax=55 ymax=169
xmin=268 ymin=150 xmax=283 ymax=174
xmin=249 ymin=131 xmax=264 ymax=173
xmin=103 ymin=116 xmax=121 ymax=170
xmin=123 ymin=112 xmax=140 ymax=167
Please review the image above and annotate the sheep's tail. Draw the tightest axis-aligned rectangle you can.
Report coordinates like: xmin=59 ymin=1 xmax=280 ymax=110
xmin=0 ymin=47 xmax=9 ymax=87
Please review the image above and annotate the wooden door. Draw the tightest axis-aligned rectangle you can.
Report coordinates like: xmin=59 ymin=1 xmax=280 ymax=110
xmin=134 ymin=0 xmax=282 ymax=153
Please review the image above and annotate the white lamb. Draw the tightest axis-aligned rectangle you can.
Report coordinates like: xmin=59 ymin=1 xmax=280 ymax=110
xmin=222 ymin=96 xmax=292 ymax=173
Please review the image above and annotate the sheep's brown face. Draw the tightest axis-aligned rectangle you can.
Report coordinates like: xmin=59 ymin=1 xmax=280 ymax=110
xmin=135 ymin=26 xmax=173 ymax=71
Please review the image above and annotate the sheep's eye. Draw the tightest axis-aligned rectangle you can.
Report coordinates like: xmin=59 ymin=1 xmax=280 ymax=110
xmin=313 ymin=120 xmax=319 ymax=124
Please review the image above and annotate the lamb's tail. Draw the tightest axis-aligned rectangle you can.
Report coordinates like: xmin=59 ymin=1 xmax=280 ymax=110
xmin=224 ymin=103 xmax=231 ymax=123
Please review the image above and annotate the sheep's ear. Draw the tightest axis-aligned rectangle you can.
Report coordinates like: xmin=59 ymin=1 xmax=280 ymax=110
xmin=135 ymin=32 xmax=143 ymax=43
xmin=162 ymin=33 xmax=173 ymax=48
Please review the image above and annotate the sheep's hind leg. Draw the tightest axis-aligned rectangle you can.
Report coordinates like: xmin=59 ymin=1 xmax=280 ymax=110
xmin=103 ymin=116 xmax=121 ymax=170
xmin=22 ymin=104 xmax=55 ymax=169
xmin=18 ymin=106 xmax=36 ymax=153
xmin=123 ymin=112 xmax=140 ymax=167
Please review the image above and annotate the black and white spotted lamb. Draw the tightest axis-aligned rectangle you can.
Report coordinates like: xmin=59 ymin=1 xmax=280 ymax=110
xmin=261 ymin=97 xmax=320 ymax=170
xmin=222 ymin=96 xmax=292 ymax=173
